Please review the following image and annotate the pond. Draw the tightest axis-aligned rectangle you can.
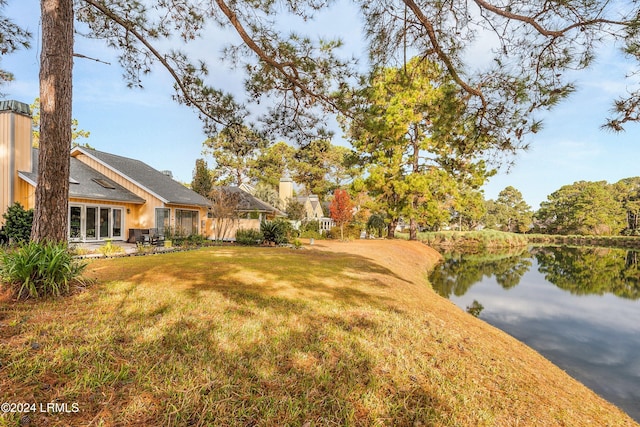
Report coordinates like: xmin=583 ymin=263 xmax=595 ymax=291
xmin=429 ymin=246 xmax=640 ymax=423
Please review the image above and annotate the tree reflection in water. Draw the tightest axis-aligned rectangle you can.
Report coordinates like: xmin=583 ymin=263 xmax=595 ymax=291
xmin=534 ymin=247 xmax=640 ymax=300
xmin=429 ymin=246 xmax=640 ymax=300
xmin=429 ymin=248 xmax=532 ymax=298
xmin=465 ymin=300 xmax=484 ymax=317
xmin=429 ymin=245 xmax=640 ymax=423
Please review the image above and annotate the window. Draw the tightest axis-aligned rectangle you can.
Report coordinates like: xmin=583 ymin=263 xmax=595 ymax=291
xmin=175 ymin=209 xmax=198 ymax=236
xmin=69 ymin=206 xmax=82 ymax=240
xmin=112 ymin=209 xmax=123 ymax=238
xmin=86 ymin=207 xmax=97 ymax=239
xmin=68 ymin=205 xmax=124 ymax=241
xmin=156 ymin=208 xmax=170 ymax=236
xmin=92 ymin=178 xmax=116 ymax=189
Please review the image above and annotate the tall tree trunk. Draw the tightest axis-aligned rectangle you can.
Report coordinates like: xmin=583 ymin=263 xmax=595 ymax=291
xmin=409 ymin=131 xmax=419 ymax=241
xmin=32 ymin=0 xmax=74 ymax=243
xmin=409 ymin=216 xmax=417 ymax=240
xmin=387 ymin=218 xmax=397 ymax=239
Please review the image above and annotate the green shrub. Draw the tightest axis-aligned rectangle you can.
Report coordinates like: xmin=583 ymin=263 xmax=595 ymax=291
xmin=236 ymin=228 xmax=264 ymax=246
xmin=366 ymin=213 xmax=387 ymax=238
xmin=327 ymin=224 xmax=361 ymax=240
xmin=0 ymin=242 xmax=88 ymax=299
xmin=170 ymin=233 xmax=208 ymax=247
xmin=186 ymin=234 xmax=208 ymax=246
xmin=300 ymin=220 xmax=320 ymax=233
xmin=261 ymin=219 xmax=292 ymax=245
xmin=2 ymin=203 xmax=33 ymax=244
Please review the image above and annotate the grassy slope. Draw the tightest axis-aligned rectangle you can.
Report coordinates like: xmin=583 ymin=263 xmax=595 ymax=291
xmin=0 ymin=240 xmax=636 ymax=426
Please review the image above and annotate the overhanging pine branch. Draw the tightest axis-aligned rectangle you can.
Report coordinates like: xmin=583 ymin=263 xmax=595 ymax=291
xmin=214 ymin=0 xmax=346 ymax=115
xmin=401 ymin=0 xmax=486 ymax=109
xmin=81 ymin=0 xmax=229 ymax=128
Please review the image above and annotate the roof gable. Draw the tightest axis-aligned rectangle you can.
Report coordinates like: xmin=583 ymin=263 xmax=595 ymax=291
xmin=217 ymin=186 xmax=284 ymax=215
xmin=20 ymin=148 xmax=146 ymax=204
xmin=72 ymin=147 xmax=210 ymax=207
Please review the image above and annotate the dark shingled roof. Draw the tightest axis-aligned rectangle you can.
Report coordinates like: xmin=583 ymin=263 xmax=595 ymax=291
xmin=73 ymin=147 xmax=211 ymax=207
xmin=19 ymin=149 xmax=146 ymax=204
xmin=218 ymin=186 xmax=284 ymax=215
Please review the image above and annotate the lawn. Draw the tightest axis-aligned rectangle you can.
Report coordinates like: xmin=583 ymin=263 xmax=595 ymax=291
xmin=0 ymin=240 xmax=636 ymax=426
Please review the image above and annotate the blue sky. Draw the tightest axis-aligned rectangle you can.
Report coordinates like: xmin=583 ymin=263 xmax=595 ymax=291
xmin=4 ymin=1 xmax=640 ymax=210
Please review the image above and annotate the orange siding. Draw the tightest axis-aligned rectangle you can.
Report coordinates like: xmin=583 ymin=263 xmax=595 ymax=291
xmin=16 ymin=180 xmax=35 ymax=210
xmin=72 ymin=153 xmax=211 ymax=237
xmin=0 ymin=109 xmax=32 ymax=225
xmin=0 ymin=113 xmax=9 ymax=222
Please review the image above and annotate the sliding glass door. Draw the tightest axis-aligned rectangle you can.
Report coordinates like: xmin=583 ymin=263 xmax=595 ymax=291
xmin=86 ymin=207 xmax=98 ymax=239
xmin=175 ymin=209 xmax=199 ymax=236
xmin=69 ymin=206 xmax=82 ymax=241
xmin=69 ymin=205 xmax=125 ymax=241
xmin=99 ymin=208 xmax=110 ymax=239
xmin=155 ymin=208 xmax=170 ymax=236
xmin=112 ymin=209 xmax=122 ymax=239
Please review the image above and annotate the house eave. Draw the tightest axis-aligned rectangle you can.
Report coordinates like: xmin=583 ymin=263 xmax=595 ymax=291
xmin=17 ymin=172 xmax=37 ymax=187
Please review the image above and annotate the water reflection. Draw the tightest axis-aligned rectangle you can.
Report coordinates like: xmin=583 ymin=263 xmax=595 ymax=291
xmin=429 ymin=246 xmax=640 ymax=422
xmin=534 ymin=247 xmax=640 ymax=299
xmin=430 ymin=249 xmax=533 ymax=298
xmin=431 ymin=246 xmax=640 ymax=300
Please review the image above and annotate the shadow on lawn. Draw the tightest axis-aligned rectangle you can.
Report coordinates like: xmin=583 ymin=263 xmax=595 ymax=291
xmin=91 ymin=247 xmax=414 ymax=311
xmin=99 ymin=248 xmax=444 ymax=424
xmin=0 ymin=248 xmax=449 ymax=426
xmin=114 ymin=293 xmax=448 ymax=426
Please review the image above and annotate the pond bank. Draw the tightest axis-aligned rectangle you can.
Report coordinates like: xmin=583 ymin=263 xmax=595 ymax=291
xmin=429 ymin=245 xmax=640 ymax=421
xmin=311 ymin=240 xmax=638 ymax=425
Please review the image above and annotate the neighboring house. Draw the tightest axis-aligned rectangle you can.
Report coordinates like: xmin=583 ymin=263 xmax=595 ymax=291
xmin=278 ymin=176 xmax=333 ymax=232
xmin=210 ymin=186 xmax=285 ymax=240
xmin=0 ymin=100 xmax=213 ymax=242
xmin=278 ymin=177 xmax=325 ymax=220
xmin=218 ymin=186 xmax=284 ymax=221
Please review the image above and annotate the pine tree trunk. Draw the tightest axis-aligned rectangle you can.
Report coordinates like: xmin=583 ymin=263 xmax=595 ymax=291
xmin=387 ymin=218 xmax=397 ymax=239
xmin=32 ymin=0 xmax=74 ymax=243
xmin=409 ymin=217 xmax=417 ymax=241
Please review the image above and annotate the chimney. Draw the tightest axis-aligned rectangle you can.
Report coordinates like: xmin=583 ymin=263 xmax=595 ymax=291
xmin=279 ymin=176 xmax=293 ymax=209
xmin=0 ymin=100 xmax=32 ymax=224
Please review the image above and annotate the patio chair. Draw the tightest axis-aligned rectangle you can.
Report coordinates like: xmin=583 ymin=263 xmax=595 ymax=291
xmin=129 ymin=228 xmax=146 ymax=245
xmin=149 ymin=228 xmax=163 ymax=246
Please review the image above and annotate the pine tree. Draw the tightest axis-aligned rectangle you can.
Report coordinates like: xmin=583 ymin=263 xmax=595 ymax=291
xmin=191 ymin=158 xmax=213 ymax=198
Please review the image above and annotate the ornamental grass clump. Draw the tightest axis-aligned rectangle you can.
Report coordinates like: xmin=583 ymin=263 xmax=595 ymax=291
xmin=260 ymin=219 xmax=293 ymax=245
xmin=0 ymin=241 xmax=88 ymax=299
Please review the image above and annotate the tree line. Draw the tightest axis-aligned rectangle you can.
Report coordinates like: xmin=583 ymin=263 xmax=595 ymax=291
xmin=485 ymin=179 xmax=640 ymax=236
xmin=194 ymin=139 xmax=640 ymax=237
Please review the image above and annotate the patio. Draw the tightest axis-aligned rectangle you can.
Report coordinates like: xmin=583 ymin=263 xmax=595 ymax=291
xmin=72 ymin=240 xmax=173 ymax=258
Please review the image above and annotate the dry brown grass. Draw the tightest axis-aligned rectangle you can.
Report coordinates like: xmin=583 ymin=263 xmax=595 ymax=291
xmin=0 ymin=239 xmax=636 ymax=426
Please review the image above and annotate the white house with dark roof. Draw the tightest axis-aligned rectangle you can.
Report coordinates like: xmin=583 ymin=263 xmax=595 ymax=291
xmin=1 ymin=100 xmax=214 ymax=242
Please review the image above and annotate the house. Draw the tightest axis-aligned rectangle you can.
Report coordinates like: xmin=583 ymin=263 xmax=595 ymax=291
xmin=278 ymin=177 xmax=325 ymax=220
xmin=217 ymin=186 xmax=283 ymax=221
xmin=0 ymin=100 xmax=213 ymax=242
xmin=278 ymin=176 xmax=333 ymax=232
xmin=209 ymin=185 xmax=284 ymax=240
